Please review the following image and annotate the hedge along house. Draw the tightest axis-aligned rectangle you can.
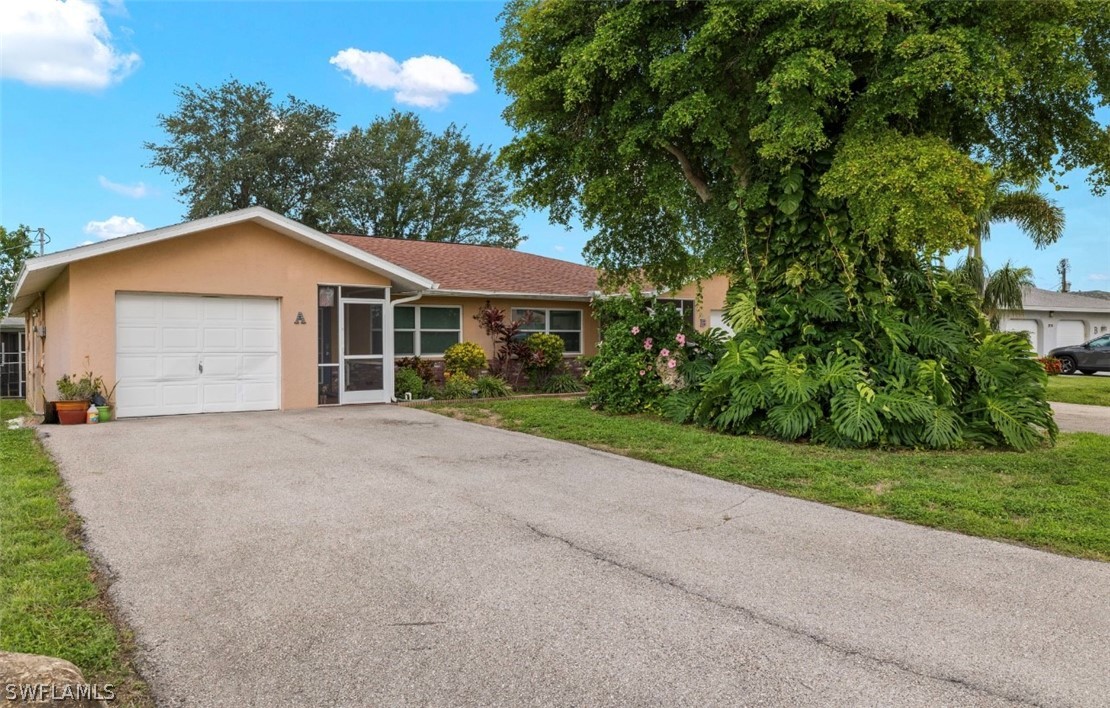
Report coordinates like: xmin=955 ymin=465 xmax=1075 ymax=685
xmin=7 ymin=207 xmax=602 ymax=418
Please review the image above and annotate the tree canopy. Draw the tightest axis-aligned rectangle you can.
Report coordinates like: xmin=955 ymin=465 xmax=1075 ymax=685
xmin=493 ymin=0 xmax=1110 ymax=449
xmin=146 ymin=80 xmax=522 ymax=247
xmin=1 ymin=225 xmax=34 ymax=316
xmin=494 ymin=0 xmax=1109 ymax=285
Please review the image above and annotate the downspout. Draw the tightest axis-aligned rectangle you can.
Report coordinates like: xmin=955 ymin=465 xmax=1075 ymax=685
xmin=389 ymin=290 xmax=428 ymax=402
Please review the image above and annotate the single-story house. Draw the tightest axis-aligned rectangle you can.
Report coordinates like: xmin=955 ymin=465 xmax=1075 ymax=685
xmin=8 ymin=207 xmax=632 ymax=418
xmin=0 ymin=316 xmax=26 ymax=399
xmin=998 ymin=288 xmax=1110 ymax=356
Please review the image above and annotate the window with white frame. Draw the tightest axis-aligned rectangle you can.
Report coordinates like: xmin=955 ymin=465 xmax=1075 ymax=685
xmin=394 ymin=306 xmax=462 ymax=356
xmin=511 ymin=308 xmax=583 ymax=354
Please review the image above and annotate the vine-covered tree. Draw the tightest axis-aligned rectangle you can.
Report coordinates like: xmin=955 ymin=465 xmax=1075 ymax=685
xmin=1 ymin=225 xmax=34 ymax=315
xmin=494 ymin=0 xmax=1110 ymax=449
xmin=146 ymin=80 xmax=522 ymax=246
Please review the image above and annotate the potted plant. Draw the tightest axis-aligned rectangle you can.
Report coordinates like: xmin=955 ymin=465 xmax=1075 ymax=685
xmin=92 ymin=376 xmax=118 ymax=422
xmin=54 ymin=374 xmax=98 ymax=425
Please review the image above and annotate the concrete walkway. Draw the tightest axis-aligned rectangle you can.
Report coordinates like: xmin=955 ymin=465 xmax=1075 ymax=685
xmin=1052 ymin=401 xmax=1110 ymax=434
xmin=42 ymin=407 xmax=1109 ymax=707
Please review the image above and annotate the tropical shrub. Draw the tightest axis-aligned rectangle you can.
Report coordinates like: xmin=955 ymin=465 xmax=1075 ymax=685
xmin=396 ymin=356 xmax=435 ymax=384
xmin=667 ymin=275 xmax=1056 ymax=450
xmin=523 ymin=333 xmax=564 ymax=371
xmin=475 ymin=374 xmax=513 ymax=398
xmin=394 ymin=368 xmax=425 ymax=399
xmin=440 ymin=372 xmax=477 ymax=399
xmin=473 ymin=305 xmax=534 ymax=376
xmin=443 ymin=341 xmax=487 ymax=376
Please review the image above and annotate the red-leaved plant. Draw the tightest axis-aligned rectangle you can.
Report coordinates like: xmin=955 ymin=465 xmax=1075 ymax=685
xmin=474 ymin=305 xmax=535 ymax=384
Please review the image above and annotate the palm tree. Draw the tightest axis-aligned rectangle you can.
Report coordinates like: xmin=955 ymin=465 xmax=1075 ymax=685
xmin=952 ymin=172 xmax=1065 ymax=327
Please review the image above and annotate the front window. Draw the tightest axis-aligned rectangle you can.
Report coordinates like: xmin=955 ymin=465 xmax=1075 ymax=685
xmin=657 ymin=298 xmax=696 ymax=328
xmin=394 ymin=306 xmax=462 ymax=356
xmin=511 ymin=308 xmax=583 ymax=354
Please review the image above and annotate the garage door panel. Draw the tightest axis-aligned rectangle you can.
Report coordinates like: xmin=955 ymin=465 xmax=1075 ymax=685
xmin=203 ymin=298 xmax=239 ymax=320
xmin=242 ymin=354 xmax=277 ymax=377
xmin=117 ymin=326 xmax=158 ymax=352
xmin=202 ymin=355 xmax=239 ymax=377
xmin=116 ymin=294 xmax=279 ymax=418
xmin=203 ymin=327 xmax=239 ymax=350
xmin=242 ymin=327 xmax=277 ymax=350
xmin=162 ymin=384 xmax=201 ymax=406
xmin=1057 ymin=320 xmax=1086 ymax=347
xmin=162 ymin=327 xmax=200 ymax=350
xmin=161 ymin=355 xmax=199 ymax=378
xmin=116 ymin=297 xmax=158 ymax=321
xmin=241 ymin=382 xmax=278 ymax=405
xmin=116 ymin=355 xmax=158 ymax=378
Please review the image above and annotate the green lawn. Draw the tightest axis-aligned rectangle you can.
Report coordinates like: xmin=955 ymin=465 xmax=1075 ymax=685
xmin=1046 ymin=374 xmax=1110 ymax=406
xmin=426 ymin=398 xmax=1110 ymax=561
xmin=0 ymin=400 xmax=151 ymax=706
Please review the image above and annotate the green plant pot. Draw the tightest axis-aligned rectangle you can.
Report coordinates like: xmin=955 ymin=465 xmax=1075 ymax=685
xmin=97 ymin=405 xmax=112 ymax=422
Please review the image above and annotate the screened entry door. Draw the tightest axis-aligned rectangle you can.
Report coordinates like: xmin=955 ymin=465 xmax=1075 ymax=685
xmin=340 ymin=299 xmax=387 ymax=404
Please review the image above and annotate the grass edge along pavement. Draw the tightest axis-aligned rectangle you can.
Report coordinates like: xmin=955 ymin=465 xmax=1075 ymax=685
xmin=1045 ymin=375 xmax=1110 ymax=407
xmin=0 ymin=400 xmax=152 ymax=706
xmin=425 ymin=397 xmax=1110 ymax=562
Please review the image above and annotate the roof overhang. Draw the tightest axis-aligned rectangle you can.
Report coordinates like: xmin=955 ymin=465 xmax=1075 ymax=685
xmin=7 ymin=207 xmax=438 ymax=315
xmin=430 ymin=289 xmax=594 ymax=302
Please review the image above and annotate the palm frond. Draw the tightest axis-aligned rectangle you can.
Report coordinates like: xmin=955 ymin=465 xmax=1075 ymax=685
xmin=990 ymin=189 xmax=1065 ymax=249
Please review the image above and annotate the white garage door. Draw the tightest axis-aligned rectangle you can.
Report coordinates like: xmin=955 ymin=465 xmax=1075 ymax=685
xmin=1057 ymin=320 xmax=1086 ymax=348
xmin=115 ymin=293 xmax=279 ymax=418
xmin=1003 ymin=318 xmax=1039 ymax=352
xmin=709 ymin=309 xmax=734 ymax=335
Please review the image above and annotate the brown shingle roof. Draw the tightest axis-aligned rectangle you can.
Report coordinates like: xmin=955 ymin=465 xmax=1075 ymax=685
xmin=329 ymin=234 xmax=599 ymax=297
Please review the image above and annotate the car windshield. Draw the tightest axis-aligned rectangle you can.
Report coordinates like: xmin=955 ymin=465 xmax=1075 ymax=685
xmin=1087 ymin=334 xmax=1110 ymax=348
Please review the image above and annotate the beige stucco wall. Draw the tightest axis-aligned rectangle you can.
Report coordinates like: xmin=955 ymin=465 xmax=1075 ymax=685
xmin=665 ymin=274 xmax=731 ymax=330
xmin=36 ymin=222 xmax=389 ymax=410
xmin=410 ymin=295 xmax=600 ymax=359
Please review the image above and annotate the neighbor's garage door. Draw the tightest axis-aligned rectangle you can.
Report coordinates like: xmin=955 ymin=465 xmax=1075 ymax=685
xmin=115 ymin=293 xmax=279 ymax=418
xmin=1003 ymin=318 xmax=1040 ymax=352
xmin=1057 ymin=319 xmax=1086 ymax=348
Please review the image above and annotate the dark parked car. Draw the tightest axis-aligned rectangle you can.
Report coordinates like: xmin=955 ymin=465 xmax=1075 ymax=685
xmin=1049 ymin=333 xmax=1110 ymax=375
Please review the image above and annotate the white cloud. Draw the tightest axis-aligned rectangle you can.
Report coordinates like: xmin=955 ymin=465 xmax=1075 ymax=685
xmin=1088 ymin=273 xmax=1108 ymax=282
xmin=0 ymin=0 xmax=140 ymax=90
xmin=84 ymin=215 xmax=144 ymax=240
xmin=98 ymin=175 xmax=150 ymax=198
xmin=552 ymin=245 xmax=566 ymax=253
xmin=329 ymin=49 xmax=477 ymax=109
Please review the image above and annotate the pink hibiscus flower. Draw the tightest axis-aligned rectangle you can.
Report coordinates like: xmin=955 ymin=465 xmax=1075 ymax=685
xmin=638 ymin=370 xmax=646 ymax=376
xmin=675 ymin=333 xmax=686 ymax=345
xmin=667 ymin=358 xmax=678 ymax=369
xmin=631 ymin=326 xmax=640 ymax=335
xmin=660 ymin=348 xmax=671 ymax=358
xmin=643 ymin=338 xmax=653 ymax=350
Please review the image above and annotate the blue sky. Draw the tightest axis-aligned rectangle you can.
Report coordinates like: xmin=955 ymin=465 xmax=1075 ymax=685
xmin=1 ymin=0 xmax=1107 ymax=291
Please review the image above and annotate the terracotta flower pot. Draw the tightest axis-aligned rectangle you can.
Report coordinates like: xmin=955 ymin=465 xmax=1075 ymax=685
xmin=55 ymin=400 xmax=89 ymax=425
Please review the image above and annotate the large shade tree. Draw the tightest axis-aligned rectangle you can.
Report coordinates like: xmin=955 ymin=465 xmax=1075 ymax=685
xmin=494 ymin=0 xmax=1110 ymax=449
xmin=1 ymin=225 xmax=34 ymax=316
xmin=146 ymin=80 xmax=522 ymax=246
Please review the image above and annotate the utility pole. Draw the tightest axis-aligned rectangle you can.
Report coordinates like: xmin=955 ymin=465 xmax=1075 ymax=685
xmin=1057 ymin=258 xmax=1070 ymax=293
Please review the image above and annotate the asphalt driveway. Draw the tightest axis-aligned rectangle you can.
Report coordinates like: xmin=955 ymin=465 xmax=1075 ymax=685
xmin=43 ymin=406 xmax=1109 ymax=707
xmin=1051 ymin=401 xmax=1110 ymax=434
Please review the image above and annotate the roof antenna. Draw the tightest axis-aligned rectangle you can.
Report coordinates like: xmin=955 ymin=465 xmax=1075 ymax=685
xmin=34 ymin=228 xmax=50 ymax=255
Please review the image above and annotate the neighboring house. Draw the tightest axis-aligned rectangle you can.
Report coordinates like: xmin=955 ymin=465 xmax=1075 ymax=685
xmin=998 ymin=287 xmax=1110 ymax=356
xmin=7 ymin=207 xmax=611 ymax=418
xmin=0 ymin=316 xmax=26 ymax=399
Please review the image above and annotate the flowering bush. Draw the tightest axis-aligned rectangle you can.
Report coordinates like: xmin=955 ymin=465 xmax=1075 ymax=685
xmin=585 ymin=292 xmax=704 ymax=413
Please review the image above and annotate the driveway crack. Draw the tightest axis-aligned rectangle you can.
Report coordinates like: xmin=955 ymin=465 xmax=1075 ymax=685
xmin=520 ymin=520 xmax=1043 ymax=708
